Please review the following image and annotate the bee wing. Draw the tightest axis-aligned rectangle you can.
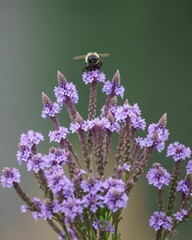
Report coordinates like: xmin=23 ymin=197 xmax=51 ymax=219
xmin=99 ymin=53 xmax=110 ymax=57
xmin=73 ymin=55 xmax=86 ymax=60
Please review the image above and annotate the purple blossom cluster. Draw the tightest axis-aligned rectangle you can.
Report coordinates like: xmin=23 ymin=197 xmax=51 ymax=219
xmin=1 ymin=167 xmax=20 ymax=188
xmin=16 ymin=130 xmax=44 ymax=164
xmin=167 ymin=142 xmax=191 ymax=161
xmin=82 ymin=69 xmax=106 ymax=84
xmin=174 ymin=209 xmax=187 ymax=221
xmin=49 ymin=127 xmax=69 ymax=143
xmin=70 ymin=117 xmax=120 ymax=133
xmin=115 ymin=102 xmax=146 ymax=130
xmin=54 ymin=81 xmax=79 ymax=105
xmin=102 ymin=80 xmax=125 ymax=98
xmin=146 ymin=163 xmax=171 ymax=189
xmin=2 ymin=64 xmax=192 ymax=240
xmin=136 ymin=122 xmax=169 ymax=152
xmin=42 ymin=93 xmax=61 ymax=118
xmin=149 ymin=211 xmax=172 ymax=231
xmin=186 ymin=160 xmax=192 ymax=174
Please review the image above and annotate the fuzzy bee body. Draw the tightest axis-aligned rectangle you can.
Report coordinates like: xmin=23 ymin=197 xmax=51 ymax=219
xmin=73 ymin=52 xmax=109 ymax=72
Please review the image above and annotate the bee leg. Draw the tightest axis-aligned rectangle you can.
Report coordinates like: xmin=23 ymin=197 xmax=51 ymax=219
xmin=83 ymin=63 xmax=90 ymax=72
xmin=97 ymin=60 xmax=102 ymax=70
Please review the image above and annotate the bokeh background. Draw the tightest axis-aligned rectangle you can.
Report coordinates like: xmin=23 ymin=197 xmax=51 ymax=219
xmin=0 ymin=0 xmax=192 ymax=239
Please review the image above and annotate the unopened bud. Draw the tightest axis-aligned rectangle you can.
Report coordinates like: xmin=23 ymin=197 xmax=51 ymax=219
xmin=111 ymin=96 xmax=117 ymax=105
xmin=42 ymin=92 xmax=52 ymax=105
xmin=75 ymin=112 xmax=83 ymax=123
xmin=112 ymin=70 xmax=120 ymax=84
xmin=57 ymin=71 xmax=67 ymax=84
xmin=158 ymin=113 xmax=167 ymax=127
xmin=124 ymin=99 xmax=129 ymax=105
xmin=107 ymin=110 xmax=114 ymax=122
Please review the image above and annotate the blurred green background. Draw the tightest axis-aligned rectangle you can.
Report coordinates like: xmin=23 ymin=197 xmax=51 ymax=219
xmin=0 ymin=0 xmax=192 ymax=239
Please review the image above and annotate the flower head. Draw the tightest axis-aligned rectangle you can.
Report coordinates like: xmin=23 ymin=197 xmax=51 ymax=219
xmin=49 ymin=126 xmax=69 ymax=143
xmin=47 ymin=147 xmax=68 ymax=166
xmin=167 ymin=142 xmax=191 ymax=161
xmin=149 ymin=211 xmax=172 ymax=231
xmin=174 ymin=209 xmax=187 ymax=221
xmin=60 ymin=197 xmax=83 ymax=223
xmin=146 ymin=163 xmax=171 ymax=189
xmin=115 ymin=103 xmax=146 ymax=131
xmin=41 ymin=92 xmax=61 ymax=119
xmin=20 ymin=130 xmax=44 ymax=148
xmin=102 ymin=80 xmax=124 ymax=98
xmin=104 ymin=187 xmax=128 ymax=212
xmin=26 ymin=153 xmax=48 ymax=173
xmin=54 ymin=81 xmax=78 ymax=105
xmin=17 ymin=145 xmax=32 ymax=164
xmin=186 ymin=160 xmax=192 ymax=174
xmin=82 ymin=70 xmax=106 ymax=84
xmin=45 ymin=166 xmax=74 ymax=197
xmin=136 ymin=119 xmax=169 ymax=152
xmin=177 ymin=179 xmax=192 ymax=196
xmin=1 ymin=167 xmax=20 ymax=188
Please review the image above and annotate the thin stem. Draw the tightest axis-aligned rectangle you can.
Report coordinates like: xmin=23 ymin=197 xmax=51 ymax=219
xmin=88 ymin=80 xmax=97 ymax=120
xmin=167 ymin=161 xmax=181 ymax=216
xmin=47 ymin=219 xmax=66 ymax=239
xmin=157 ymin=189 xmax=164 ymax=211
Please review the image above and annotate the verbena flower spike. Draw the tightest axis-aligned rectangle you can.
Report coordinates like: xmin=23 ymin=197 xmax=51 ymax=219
xmin=1 ymin=54 xmax=192 ymax=240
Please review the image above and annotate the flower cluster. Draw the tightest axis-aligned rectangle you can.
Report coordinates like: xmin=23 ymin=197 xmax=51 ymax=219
xmin=146 ymin=162 xmax=171 ymax=189
xmin=1 ymin=62 xmax=192 ymax=240
xmin=146 ymin=140 xmax=192 ymax=239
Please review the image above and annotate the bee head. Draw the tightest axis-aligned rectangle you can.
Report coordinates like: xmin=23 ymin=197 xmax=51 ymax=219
xmin=85 ymin=52 xmax=100 ymax=64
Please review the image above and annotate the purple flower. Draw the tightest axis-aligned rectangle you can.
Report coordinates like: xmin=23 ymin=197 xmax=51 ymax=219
xmin=186 ymin=160 xmax=192 ymax=174
xmin=20 ymin=130 xmax=44 ymax=148
xmin=42 ymin=102 xmax=61 ymax=119
xmin=103 ymin=177 xmax=125 ymax=190
xmin=115 ymin=103 xmax=146 ymax=131
xmin=100 ymin=104 xmax=117 ymax=117
xmin=1 ymin=167 xmax=21 ymax=188
xmin=123 ymin=163 xmax=131 ymax=172
xmin=102 ymin=80 xmax=125 ymax=98
xmin=81 ymin=119 xmax=95 ymax=131
xmin=31 ymin=197 xmax=44 ymax=221
xmin=174 ymin=209 xmax=187 ymax=221
xmin=60 ymin=197 xmax=83 ymax=223
xmin=17 ymin=145 xmax=32 ymax=164
xmin=40 ymin=201 xmax=54 ymax=220
xmin=136 ymin=123 xmax=169 ymax=152
xmin=70 ymin=122 xmax=81 ymax=133
xmin=82 ymin=70 xmax=106 ymax=84
xmin=21 ymin=204 xmax=28 ymax=213
xmin=167 ymin=142 xmax=191 ymax=161
xmin=26 ymin=153 xmax=49 ymax=173
xmin=104 ymin=187 xmax=128 ymax=212
xmin=146 ymin=163 xmax=171 ymax=189
xmin=81 ymin=178 xmax=104 ymax=194
xmin=49 ymin=126 xmax=69 ymax=143
xmin=45 ymin=166 xmax=74 ymax=197
xmin=149 ymin=211 xmax=172 ymax=231
xmin=93 ymin=117 xmax=120 ymax=133
xmin=92 ymin=220 xmax=115 ymax=234
xmin=80 ymin=117 xmax=120 ymax=133
xmin=54 ymin=82 xmax=79 ymax=105
xmin=47 ymin=147 xmax=68 ymax=166
xmin=177 ymin=179 xmax=192 ymax=196
xmin=82 ymin=192 xmax=104 ymax=213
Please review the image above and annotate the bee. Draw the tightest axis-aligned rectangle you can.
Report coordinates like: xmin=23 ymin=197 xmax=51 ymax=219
xmin=73 ymin=52 xmax=110 ymax=72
